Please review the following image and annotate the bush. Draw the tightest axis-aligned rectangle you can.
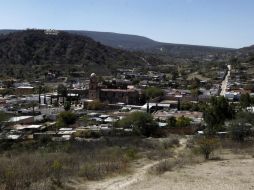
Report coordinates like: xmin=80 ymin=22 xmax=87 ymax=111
xmin=74 ymin=130 xmax=102 ymax=138
xmin=56 ymin=111 xmax=77 ymax=128
xmin=149 ymin=159 xmax=176 ymax=175
xmin=124 ymin=148 xmax=138 ymax=160
xmin=197 ymin=137 xmax=219 ymax=160
xmin=161 ymin=138 xmax=180 ymax=149
xmin=145 ymin=87 xmax=164 ymax=99
xmin=87 ymin=100 xmax=104 ymax=110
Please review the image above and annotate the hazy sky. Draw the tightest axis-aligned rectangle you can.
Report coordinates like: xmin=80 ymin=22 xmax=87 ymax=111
xmin=0 ymin=0 xmax=254 ymax=48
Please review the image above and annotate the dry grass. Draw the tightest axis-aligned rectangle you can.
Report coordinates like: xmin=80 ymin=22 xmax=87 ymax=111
xmin=0 ymin=140 xmax=137 ymax=190
xmin=149 ymin=159 xmax=176 ymax=175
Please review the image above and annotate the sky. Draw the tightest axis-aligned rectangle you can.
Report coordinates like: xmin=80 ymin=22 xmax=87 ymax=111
xmin=0 ymin=0 xmax=254 ymax=48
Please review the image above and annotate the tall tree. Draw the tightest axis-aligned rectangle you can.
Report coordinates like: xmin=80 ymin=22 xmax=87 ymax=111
xmin=204 ymin=96 xmax=234 ymax=133
xmin=116 ymin=112 xmax=158 ymax=137
xmin=57 ymin=84 xmax=68 ymax=97
xmin=240 ymin=93 xmax=251 ymax=108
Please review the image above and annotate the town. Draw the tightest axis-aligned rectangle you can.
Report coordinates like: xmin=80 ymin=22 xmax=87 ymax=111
xmin=1 ymin=0 xmax=254 ymax=189
xmin=1 ymin=60 xmax=253 ymax=141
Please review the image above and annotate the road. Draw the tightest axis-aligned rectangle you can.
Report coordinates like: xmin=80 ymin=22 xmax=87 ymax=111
xmin=220 ymin=64 xmax=231 ymax=96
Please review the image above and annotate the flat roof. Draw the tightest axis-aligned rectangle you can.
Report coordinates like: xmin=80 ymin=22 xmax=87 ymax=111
xmin=14 ymin=124 xmax=42 ymax=130
xmin=8 ymin=116 xmax=33 ymax=122
xmin=141 ymin=103 xmax=170 ymax=110
xmin=17 ymin=86 xmax=34 ymax=89
xmin=100 ymin=89 xmax=136 ymax=92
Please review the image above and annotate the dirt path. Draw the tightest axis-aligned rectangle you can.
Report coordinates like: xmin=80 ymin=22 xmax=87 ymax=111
xmin=71 ymin=138 xmax=188 ymax=190
xmin=70 ymin=138 xmax=254 ymax=190
xmin=126 ymin=157 xmax=254 ymax=190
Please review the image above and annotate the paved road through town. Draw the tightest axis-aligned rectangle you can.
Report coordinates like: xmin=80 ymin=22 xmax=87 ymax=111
xmin=220 ymin=64 xmax=231 ymax=96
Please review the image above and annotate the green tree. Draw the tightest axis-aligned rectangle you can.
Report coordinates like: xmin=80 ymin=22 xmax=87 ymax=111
xmin=145 ymin=87 xmax=164 ymax=100
xmin=0 ymin=88 xmax=14 ymax=98
xmin=191 ymin=88 xmax=201 ymax=97
xmin=204 ymin=96 xmax=234 ymax=134
xmin=57 ymin=111 xmax=77 ymax=127
xmin=240 ymin=93 xmax=251 ymax=108
xmin=176 ymin=116 xmax=192 ymax=128
xmin=167 ymin=117 xmax=177 ymax=128
xmin=190 ymin=77 xmax=200 ymax=89
xmin=28 ymin=101 xmax=38 ymax=115
xmin=57 ymin=84 xmax=68 ymax=97
xmin=117 ymin=112 xmax=158 ymax=137
xmin=64 ymin=101 xmax=71 ymax=111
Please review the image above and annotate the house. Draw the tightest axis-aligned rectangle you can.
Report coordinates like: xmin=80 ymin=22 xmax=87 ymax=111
xmin=15 ymin=86 xmax=34 ymax=95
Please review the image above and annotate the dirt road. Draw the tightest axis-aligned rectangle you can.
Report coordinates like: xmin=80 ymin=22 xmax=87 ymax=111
xmin=71 ymin=137 xmax=254 ymax=190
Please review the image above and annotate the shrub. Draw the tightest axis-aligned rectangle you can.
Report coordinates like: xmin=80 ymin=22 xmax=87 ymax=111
xmin=74 ymin=130 xmax=101 ymax=138
xmin=162 ymin=138 xmax=179 ymax=149
xmin=124 ymin=148 xmax=138 ymax=160
xmin=197 ymin=137 xmax=219 ymax=160
xmin=87 ymin=100 xmax=104 ymax=110
xmin=145 ymin=87 xmax=164 ymax=99
xmin=149 ymin=159 xmax=176 ymax=175
xmin=56 ymin=111 xmax=77 ymax=128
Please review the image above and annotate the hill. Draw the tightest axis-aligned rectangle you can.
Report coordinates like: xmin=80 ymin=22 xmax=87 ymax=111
xmin=239 ymin=45 xmax=254 ymax=54
xmin=0 ymin=30 xmax=235 ymax=57
xmin=67 ymin=30 xmax=159 ymax=50
xmin=0 ymin=30 xmax=149 ymax=79
xmin=66 ymin=30 xmax=234 ymax=57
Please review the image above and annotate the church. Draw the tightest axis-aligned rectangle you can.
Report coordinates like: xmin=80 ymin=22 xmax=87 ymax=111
xmin=88 ymin=73 xmax=140 ymax=105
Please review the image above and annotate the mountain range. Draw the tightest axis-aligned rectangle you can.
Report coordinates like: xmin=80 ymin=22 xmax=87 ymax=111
xmin=0 ymin=29 xmax=236 ymax=57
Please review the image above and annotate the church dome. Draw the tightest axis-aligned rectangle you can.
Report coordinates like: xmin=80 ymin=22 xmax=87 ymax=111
xmin=90 ymin=73 xmax=97 ymax=78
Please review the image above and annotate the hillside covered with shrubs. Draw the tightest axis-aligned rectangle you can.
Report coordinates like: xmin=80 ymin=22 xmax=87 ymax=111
xmin=0 ymin=30 xmax=149 ymax=79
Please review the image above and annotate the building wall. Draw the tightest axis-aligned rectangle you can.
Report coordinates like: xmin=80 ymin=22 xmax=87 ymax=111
xmin=15 ymin=88 xmax=34 ymax=95
xmin=99 ymin=90 xmax=139 ymax=104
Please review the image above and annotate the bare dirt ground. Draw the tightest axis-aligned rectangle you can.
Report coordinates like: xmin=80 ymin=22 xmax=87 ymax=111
xmin=70 ymin=138 xmax=254 ymax=190
xmin=126 ymin=156 xmax=254 ymax=190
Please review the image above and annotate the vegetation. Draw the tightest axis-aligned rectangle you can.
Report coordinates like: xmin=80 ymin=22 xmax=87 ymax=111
xmin=0 ymin=88 xmax=14 ymax=98
xmin=0 ymin=140 xmax=135 ymax=189
xmin=87 ymin=100 xmax=104 ymax=110
xmin=56 ymin=111 xmax=77 ymax=128
xmin=197 ymin=137 xmax=219 ymax=160
xmin=64 ymin=101 xmax=71 ymax=111
xmin=240 ymin=93 xmax=252 ymax=108
xmin=204 ymin=96 xmax=234 ymax=134
xmin=0 ymin=30 xmax=149 ymax=79
xmin=57 ymin=84 xmax=67 ymax=97
xmin=144 ymin=87 xmax=164 ymax=100
xmin=0 ymin=111 xmax=9 ymax=127
xmin=166 ymin=116 xmax=192 ymax=128
xmin=228 ymin=111 xmax=254 ymax=142
xmin=116 ymin=112 xmax=158 ymax=137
